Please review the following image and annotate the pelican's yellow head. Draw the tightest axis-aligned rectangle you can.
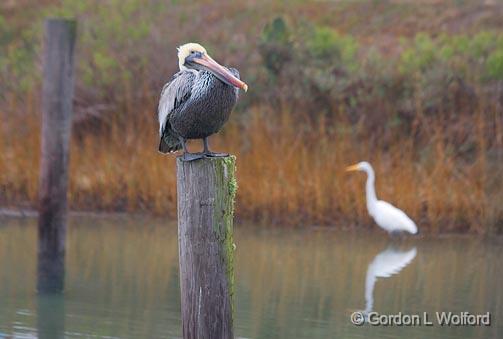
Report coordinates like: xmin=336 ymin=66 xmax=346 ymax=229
xmin=176 ymin=42 xmax=248 ymax=92
xmin=177 ymin=43 xmax=207 ymax=70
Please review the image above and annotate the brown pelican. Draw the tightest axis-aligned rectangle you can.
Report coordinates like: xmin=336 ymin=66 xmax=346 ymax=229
xmin=157 ymin=43 xmax=248 ymax=161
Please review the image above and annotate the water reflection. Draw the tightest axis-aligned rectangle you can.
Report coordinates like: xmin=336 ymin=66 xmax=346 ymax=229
xmin=37 ymin=251 xmax=65 ymax=293
xmin=363 ymin=245 xmax=417 ymax=315
xmin=0 ymin=216 xmax=501 ymax=339
xmin=37 ymin=293 xmax=65 ymax=339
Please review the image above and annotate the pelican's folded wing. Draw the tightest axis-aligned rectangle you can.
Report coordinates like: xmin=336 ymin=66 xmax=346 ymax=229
xmin=158 ymin=70 xmax=196 ymax=136
xmin=157 ymin=70 xmax=196 ymax=153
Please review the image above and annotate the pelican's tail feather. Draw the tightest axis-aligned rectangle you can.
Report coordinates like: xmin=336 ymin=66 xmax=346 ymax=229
xmin=158 ymin=138 xmax=181 ymax=153
xmin=158 ymin=128 xmax=181 ymax=154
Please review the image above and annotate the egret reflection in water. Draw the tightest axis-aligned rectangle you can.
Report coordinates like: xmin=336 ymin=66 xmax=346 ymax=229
xmin=363 ymin=245 xmax=417 ymax=315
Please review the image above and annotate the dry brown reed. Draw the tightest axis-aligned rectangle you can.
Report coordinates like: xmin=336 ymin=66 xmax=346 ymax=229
xmin=0 ymin=92 xmax=501 ymax=234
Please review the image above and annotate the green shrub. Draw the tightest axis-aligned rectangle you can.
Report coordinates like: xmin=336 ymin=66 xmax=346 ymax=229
xmin=399 ymin=33 xmax=436 ymax=74
xmin=469 ymin=31 xmax=495 ymax=59
xmin=486 ymin=48 xmax=503 ymax=79
xmin=259 ymin=17 xmax=293 ymax=76
xmin=307 ymin=26 xmax=358 ymax=71
xmin=0 ymin=15 xmax=38 ymax=94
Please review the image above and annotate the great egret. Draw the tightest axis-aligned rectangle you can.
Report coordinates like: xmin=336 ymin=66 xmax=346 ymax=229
xmin=346 ymin=161 xmax=418 ymax=234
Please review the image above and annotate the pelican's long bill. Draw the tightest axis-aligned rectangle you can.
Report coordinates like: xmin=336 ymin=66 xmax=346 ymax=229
xmin=346 ymin=164 xmax=360 ymax=172
xmin=194 ymin=54 xmax=248 ymax=92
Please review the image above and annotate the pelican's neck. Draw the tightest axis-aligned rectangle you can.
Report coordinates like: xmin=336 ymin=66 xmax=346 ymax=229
xmin=364 ymin=167 xmax=378 ymax=215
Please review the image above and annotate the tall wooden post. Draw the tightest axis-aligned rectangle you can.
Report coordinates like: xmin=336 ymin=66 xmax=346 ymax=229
xmin=177 ymin=156 xmax=237 ymax=339
xmin=37 ymin=19 xmax=76 ymax=293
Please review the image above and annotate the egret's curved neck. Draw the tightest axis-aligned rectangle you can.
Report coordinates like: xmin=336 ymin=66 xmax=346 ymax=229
xmin=365 ymin=167 xmax=378 ymax=214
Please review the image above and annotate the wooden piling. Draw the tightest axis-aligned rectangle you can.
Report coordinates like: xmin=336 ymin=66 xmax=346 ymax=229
xmin=177 ymin=156 xmax=237 ymax=339
xmin=37 ymin=19 xmax=76 ymax=293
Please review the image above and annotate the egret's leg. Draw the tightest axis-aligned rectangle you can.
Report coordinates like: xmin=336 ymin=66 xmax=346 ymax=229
xmin=203 ymin=137 xmax=228 ymax=157
xmin=389 ymin=230 xmax=405 ymax=241
xmin=178 ymin=137 xmax=204 ymax=162
xmin=389 ymin=230 xmax=398 ymax=237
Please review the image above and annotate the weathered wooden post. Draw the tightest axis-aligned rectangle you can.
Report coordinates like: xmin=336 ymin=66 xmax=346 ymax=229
xmin=37 ymin=18 xmax=76 ymax=293
xmin=177 ymin=156 xmax=237 ymax=339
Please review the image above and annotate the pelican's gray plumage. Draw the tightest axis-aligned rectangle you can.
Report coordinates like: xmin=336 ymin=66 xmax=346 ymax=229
xmin=157 ymin=43 xmax=248 ymax=161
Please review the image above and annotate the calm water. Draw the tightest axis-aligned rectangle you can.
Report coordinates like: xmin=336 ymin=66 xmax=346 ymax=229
xmin=0 ymin=215 xmax=501 ymax=339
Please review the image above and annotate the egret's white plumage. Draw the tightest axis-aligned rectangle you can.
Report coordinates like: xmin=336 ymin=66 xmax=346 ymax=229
xmin=346 ymin=161 xmax=418 ymax=234
xmin=364 ymin=246 xmax=417 ymax=314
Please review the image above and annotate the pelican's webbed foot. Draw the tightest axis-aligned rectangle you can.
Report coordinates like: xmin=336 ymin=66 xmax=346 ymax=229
xmin=202 ymin=137 xmax=228 ymax=158
xmin=204 ymin=152 xmax=229 ymax=158
xmin=180 ymin=152 xmax=205 ymax=162
xmin=177 ymin=137 xmax=205 ymax=162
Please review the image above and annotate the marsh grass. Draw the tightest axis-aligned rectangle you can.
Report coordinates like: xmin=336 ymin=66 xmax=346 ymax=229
xmin=1 ymin=93 xmax=501 ymax=234
xmin=1 ymin=1 xmax=502 ymax=233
